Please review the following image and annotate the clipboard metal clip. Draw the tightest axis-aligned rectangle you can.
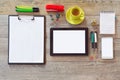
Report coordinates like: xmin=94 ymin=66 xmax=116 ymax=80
xmin=18 ymin=15 xmax=35 ymax=21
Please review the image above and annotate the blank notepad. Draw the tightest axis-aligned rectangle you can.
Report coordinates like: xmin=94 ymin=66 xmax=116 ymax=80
xmin=8 ymin=15 xmax=45 ymax=64
xmin=101 ymin=37 xmax=113 ymax=59
xmin=100 ymin=12 xmax=115 ymax=34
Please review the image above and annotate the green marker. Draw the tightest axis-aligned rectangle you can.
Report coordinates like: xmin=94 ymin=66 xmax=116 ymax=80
xmin=90 ymin=31 xmax=95 ymax=48
xmin=16 ymin=5 xmax=39 ymax=12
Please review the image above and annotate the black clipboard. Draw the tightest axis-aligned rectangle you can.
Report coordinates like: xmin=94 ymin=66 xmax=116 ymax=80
xmin=8 ymin=15 xmax=46 ymax=64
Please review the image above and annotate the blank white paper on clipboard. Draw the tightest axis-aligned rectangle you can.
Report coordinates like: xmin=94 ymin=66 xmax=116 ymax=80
xmin=8 ymin=15 xmax=45 ymax=64
xmin=100 ymin=12 xmax=115 ymax=34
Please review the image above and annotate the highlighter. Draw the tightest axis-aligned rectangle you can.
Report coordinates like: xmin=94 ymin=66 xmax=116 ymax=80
xmin=90 ymin=31 xmax=95 ymax=48
xmin=16 ymin=5 xmax=39 ymax=12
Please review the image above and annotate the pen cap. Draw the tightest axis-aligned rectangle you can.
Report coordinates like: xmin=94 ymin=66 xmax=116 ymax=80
xmin=33 ymin=8 xmax=39 ymax=12
xmin=94 ymin=43 xmax=97 ymax=48
xmin=92 ymin=43 xmax=95 ymax=48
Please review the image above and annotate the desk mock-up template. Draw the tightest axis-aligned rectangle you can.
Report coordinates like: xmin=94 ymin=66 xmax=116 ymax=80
xmin=50 ymin=28 xmax=88 ymax=55
xmin=100 ymin=12 xmax=115 ymax=34
xmin=8 ymin=15 xmax=45 ymax=64
xmin=101 ymin=37 xmax=113 ymax=59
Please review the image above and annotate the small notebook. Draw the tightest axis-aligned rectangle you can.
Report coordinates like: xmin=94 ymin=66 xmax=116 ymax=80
xmin=8 ymin=15 xmax=45 ymax=64
xmin=101 ymin=37 xmax=113 ymax=59
xmin=100 ymin=12 xmax=115 ymax=34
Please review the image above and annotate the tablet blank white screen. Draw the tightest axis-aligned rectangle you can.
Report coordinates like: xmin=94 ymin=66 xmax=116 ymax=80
xmin=9 ymin=16 xmax=44 ymax=63
xmin=53 ymin=30 xmax=86 ymax=54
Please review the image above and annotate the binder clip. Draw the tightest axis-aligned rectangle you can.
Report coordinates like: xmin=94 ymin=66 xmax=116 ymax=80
xmin=18 ymin=15 xmax=35 ymax=21
xmin=91 ymin=19 xmax=99 ymax=27
xmin=46 ymin=4 xmax=64 ymax=12
xmin=49 ymin=14 xmax=54 ymax=21
xmin=56 ymin=13 xmax=60 ymax=21
xmin=49 ymin=13 xmax=61 ymax=21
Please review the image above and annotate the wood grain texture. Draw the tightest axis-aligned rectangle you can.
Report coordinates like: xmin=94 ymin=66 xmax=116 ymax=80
xmin=0 ymin=0 xmax=120 ymax=80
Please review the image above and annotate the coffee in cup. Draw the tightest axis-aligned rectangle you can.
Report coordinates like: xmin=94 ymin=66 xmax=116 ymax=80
xmin=70 ymin=6 xmax=81 ymax=20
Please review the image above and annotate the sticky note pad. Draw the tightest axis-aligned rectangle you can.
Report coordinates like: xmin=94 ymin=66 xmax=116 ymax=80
xmin=100 ymin=12 xmax=115 ymax=34
xmin=101 ymin=37 xmax=113 ymax=59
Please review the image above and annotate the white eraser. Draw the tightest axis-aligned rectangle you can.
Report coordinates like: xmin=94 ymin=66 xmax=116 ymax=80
xmin=101 ymin=37 xmax=113 ymax=59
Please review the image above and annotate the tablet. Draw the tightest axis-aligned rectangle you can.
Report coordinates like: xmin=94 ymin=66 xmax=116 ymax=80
xmin=50 ymin=28 xmax=88 ymax=55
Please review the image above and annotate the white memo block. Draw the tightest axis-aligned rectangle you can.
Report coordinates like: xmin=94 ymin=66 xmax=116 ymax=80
xmin=101 ymin=37 xmax=113 ymax=59
xmin=100 ymin=12 xmax=115 ymax=34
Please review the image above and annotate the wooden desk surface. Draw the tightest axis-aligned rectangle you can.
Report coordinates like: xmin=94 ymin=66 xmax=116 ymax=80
xmin=0 ymin=0 xmax=120 ymax=80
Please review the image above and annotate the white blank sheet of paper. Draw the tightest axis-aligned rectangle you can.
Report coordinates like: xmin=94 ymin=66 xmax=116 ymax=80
xmin=101 ymin=37 xmax=113 ymax=59
xmin=53 ymin=30 xmax=85 ymax=53
xmin=9 ymin=15 xmax=45 ymax=64
xmin=100 ymin=12 xmax=115 ymax=34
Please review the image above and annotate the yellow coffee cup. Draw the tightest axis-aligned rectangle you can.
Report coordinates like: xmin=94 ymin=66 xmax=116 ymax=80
xmin=70 ymin=6 xmax=81 ymax=20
